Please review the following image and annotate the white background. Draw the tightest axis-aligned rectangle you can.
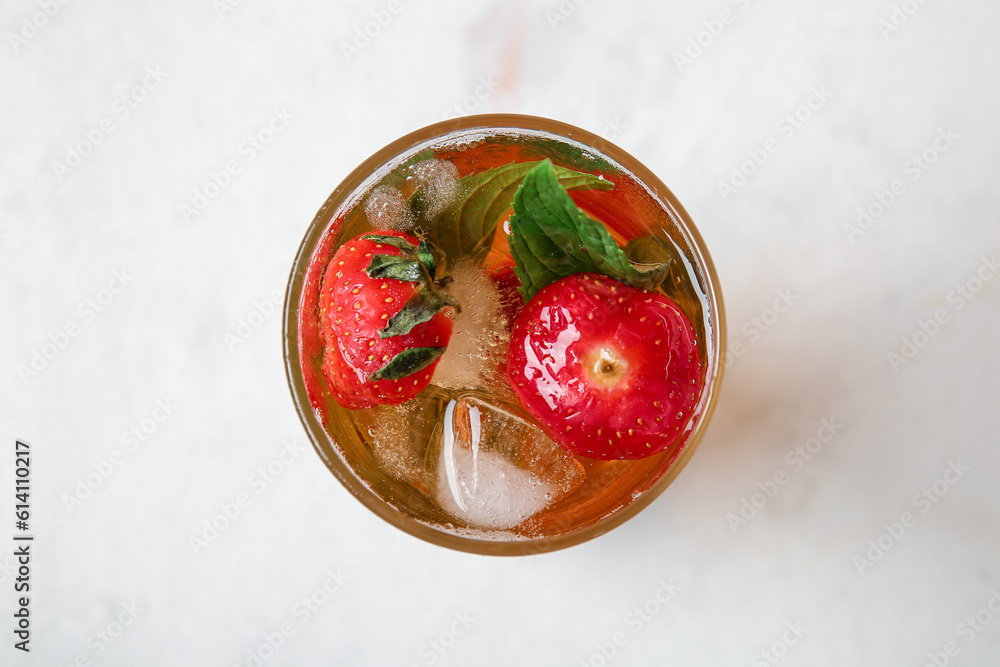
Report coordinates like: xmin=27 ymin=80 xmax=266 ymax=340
xmin=2 ymin=0 xmax=999 ymax=665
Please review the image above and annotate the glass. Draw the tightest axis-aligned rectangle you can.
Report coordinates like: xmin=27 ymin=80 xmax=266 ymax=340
xmin=283 ymin=114 xmax=726 ymax=555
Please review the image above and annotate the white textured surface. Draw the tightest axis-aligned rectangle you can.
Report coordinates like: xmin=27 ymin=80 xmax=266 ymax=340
xmin=2 ymin=1 xmax=999 ymax=665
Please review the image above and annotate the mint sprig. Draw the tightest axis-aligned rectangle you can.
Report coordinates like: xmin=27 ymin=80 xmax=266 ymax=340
xmin=422 ymin=160 xmax=613 ymax=261
xmin=508 ymin=160 xmax=671 ymax=302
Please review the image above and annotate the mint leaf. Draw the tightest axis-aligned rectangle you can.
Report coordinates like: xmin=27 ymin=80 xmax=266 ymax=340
xmin=369 ymin=347 xmax=446 ymax=382
xmin=623 ymin=236 xmax=676 ymax=265
xmin=622 ymin=236 xmax=675 ymax=292
xmin=623 ymin=235 xmax=703 ymax=316
xmin=508 ymin=160 xmax=670 ymax=301
xmin=425 ymin=160 xmax=613 ymax=260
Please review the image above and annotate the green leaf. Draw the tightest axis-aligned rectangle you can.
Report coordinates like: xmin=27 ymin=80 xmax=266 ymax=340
xmin=369 ymin=347 xmax=446 ymax=382
xmin=365 ymin=255 xmax=426 ymax=283
xmin=622 ymin=236 xmax=675 ymax=291
xmin=360 ymin=238 xmax=461 ymax=340
xmin=426 ymin=160 xmax=613 ymax=260
xmin=407 ymin=188 xmax=431 ymax=221
xmin=625 ymin=235 xmax=703 ymax=318
xmin=623 ymin=236 xmax=676 ymax=265
xmin=508 ymin=160 xmax=670 ymax=301
xmin=379 ymin=289 xmax=450 ymax=338
xmin=360 ymin=234 xmax=417 ymax=253
xmin=416 ymin=239 xmax=436 ymax=277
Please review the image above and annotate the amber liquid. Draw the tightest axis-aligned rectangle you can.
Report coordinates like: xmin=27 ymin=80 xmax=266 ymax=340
xmin=297 ymin=130 xmax=711 ymax=546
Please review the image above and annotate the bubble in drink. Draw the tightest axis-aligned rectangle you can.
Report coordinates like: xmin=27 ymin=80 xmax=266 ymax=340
xmin=369 ymin=399 xmax=430 ymax=485
xmin=408 ymin=158 xmax=459 ymax=219
xmin=363 ymin=184 xmax=413 ymax=231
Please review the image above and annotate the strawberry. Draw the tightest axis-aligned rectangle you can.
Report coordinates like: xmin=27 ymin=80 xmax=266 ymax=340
xmin=506 ymin=273 xmax=702 ymax=460
xmin=319 ymin=231 xmax=457 ymax=409
xmin=489 ymin=261 xmax=524 ymax=327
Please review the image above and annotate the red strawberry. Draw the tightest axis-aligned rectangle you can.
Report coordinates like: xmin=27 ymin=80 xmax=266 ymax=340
xmin=319 ymin=231 xmax=457 ymax=409
xmin=507 ymin=273 xmax=702 ymax=460
xmin=489 ymin=262 xmax=525 ymax=327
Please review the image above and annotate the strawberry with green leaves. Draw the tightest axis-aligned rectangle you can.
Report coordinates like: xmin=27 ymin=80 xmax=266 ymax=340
xmin=318 ymin=160 xmax=615 ymax=410
xmin=507 ymin=272 xmax=702 ymax=460
xmin=506 ymin=161 xmax=704 ymax=460
xmin=319 ymin=231 xmax=458 ymax=409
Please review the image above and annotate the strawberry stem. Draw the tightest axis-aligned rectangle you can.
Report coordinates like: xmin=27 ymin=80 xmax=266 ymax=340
xmin=361 ymin=235 xmax=461 ymax=340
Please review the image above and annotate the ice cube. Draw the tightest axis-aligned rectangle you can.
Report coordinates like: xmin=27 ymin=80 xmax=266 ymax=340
xmin=408 ymin=158 xmax=459 ymax=219
xmin=364 ymin=184 xmax=414 ymax=231
xmin=432 ymin=394 xmax=585 ymax=530
xmin=432 ymin=261 xmax=510 ymax=393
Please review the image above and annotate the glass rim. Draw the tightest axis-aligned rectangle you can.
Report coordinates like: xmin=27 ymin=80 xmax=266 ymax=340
xmin=283 ymin=113 xmax=727 ymax=556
